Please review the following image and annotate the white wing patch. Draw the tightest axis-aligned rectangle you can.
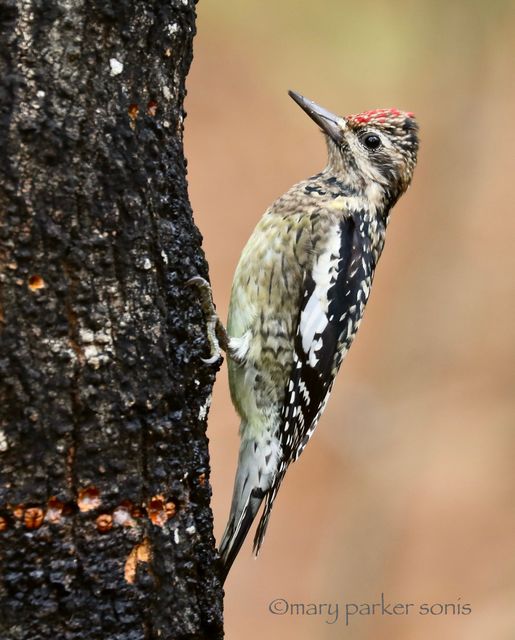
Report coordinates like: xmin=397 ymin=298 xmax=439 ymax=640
xmin=299 ymin=224 xmax=341 ymax=367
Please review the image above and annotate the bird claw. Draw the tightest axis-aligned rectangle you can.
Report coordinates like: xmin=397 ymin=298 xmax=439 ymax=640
xmin=187 ymin=275 xmax=229 ymax=364
xmin=201 ymin=353 xmax=222 ymax=365
xmin=186 ymin=275 xmax=209 ymax=288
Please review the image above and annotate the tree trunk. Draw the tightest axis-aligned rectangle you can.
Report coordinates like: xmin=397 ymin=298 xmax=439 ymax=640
xmin=0 ymin=1 xmax=223 ymax=638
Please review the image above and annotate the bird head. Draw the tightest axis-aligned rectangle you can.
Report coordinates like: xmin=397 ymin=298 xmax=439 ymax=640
xmin=289 ymin=90 xmax=419 ymax=206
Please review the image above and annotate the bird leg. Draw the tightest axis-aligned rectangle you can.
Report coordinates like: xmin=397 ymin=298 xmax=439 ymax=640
xmin=186 ymin=276 xmax=230 ymax=364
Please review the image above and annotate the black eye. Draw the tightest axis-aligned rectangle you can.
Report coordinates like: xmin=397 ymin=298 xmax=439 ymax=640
xmin=362 ymin=134 xmax=382 ymax=150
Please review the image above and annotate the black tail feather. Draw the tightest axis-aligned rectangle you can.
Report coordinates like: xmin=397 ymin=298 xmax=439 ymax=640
xmin=218 ymin=488 xmax=264 ymax=584
xmin=252 ymin=480 xmax=281 ymax=556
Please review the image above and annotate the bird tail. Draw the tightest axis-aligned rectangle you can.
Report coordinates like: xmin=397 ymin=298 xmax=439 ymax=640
xmin=218 ymin=435 xmax=279 ymax=582
xmin=252 ymin=470 xmax=285 ymax=556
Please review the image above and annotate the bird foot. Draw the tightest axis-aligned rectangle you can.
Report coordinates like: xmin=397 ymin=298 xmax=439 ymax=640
xmin=186 ymin=276 xmax=230 ymax=364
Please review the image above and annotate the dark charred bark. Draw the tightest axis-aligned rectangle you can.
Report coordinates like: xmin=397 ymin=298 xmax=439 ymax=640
xmin=0 ymin=1 xmax=223 ymax=638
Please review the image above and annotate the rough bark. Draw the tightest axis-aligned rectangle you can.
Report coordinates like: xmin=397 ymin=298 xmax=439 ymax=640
xmin=0 ymin=1 xmax=223 ymax=638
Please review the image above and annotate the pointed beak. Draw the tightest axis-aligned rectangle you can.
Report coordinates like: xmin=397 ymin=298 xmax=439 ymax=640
xmin=288 ymin=90 xmax=344 ymax=144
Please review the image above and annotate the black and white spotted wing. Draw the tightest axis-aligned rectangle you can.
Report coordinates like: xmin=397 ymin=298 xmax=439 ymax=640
xmin=253 ymin=214 xmax=376 ymax=553
xmin=281 ymin=214 xmax=375 ymax=463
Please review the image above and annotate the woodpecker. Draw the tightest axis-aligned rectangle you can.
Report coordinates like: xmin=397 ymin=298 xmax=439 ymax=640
xmin=192 ymin=91 xmax=419 ymax=582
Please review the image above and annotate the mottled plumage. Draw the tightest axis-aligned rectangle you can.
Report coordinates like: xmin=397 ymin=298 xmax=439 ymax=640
xmin=217 ymin=91 xmax=419 ymax=581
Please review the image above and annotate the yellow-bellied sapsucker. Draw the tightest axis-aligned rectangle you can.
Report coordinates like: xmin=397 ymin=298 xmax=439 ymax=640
xmin=193 ymin=91 xmax=419 ymax=582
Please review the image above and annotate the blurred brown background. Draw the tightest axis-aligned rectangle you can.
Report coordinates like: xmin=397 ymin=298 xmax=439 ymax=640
xmin=184 ymin=1 xmax=515 ymax=638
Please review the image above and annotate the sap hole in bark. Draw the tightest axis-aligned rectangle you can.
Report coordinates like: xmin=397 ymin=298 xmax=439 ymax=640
xmin=28 ymin=274 xmax=45 ymax=290
xmin=96 ymin=514 xmax=113 ymax=533
xmin=24 ymin=507 xmax=45 ymax=529
xmin=77 ymin=486 xmax=101 ymax=512
xmin=46 ymin=497 xmax=64 ymax=524
xmin=12 ymin=505 xmax=24 ymax=520
xmin=165 ymin=501 xmax=176 ymax=519
xmin=147 ymin=495 xmax=176 ymax=527
xmin=147 ymin=100 xmax=158 ymax=117
xmin=128 ymin=103 xmax=139 ymax=124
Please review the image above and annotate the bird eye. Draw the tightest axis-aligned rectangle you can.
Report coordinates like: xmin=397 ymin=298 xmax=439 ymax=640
xmin=362 ymin=134 xmax=382 ymax=150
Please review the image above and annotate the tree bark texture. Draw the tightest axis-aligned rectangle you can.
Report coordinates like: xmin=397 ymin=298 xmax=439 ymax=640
xmin=0 ymin=1 xmax=223 ymax=638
